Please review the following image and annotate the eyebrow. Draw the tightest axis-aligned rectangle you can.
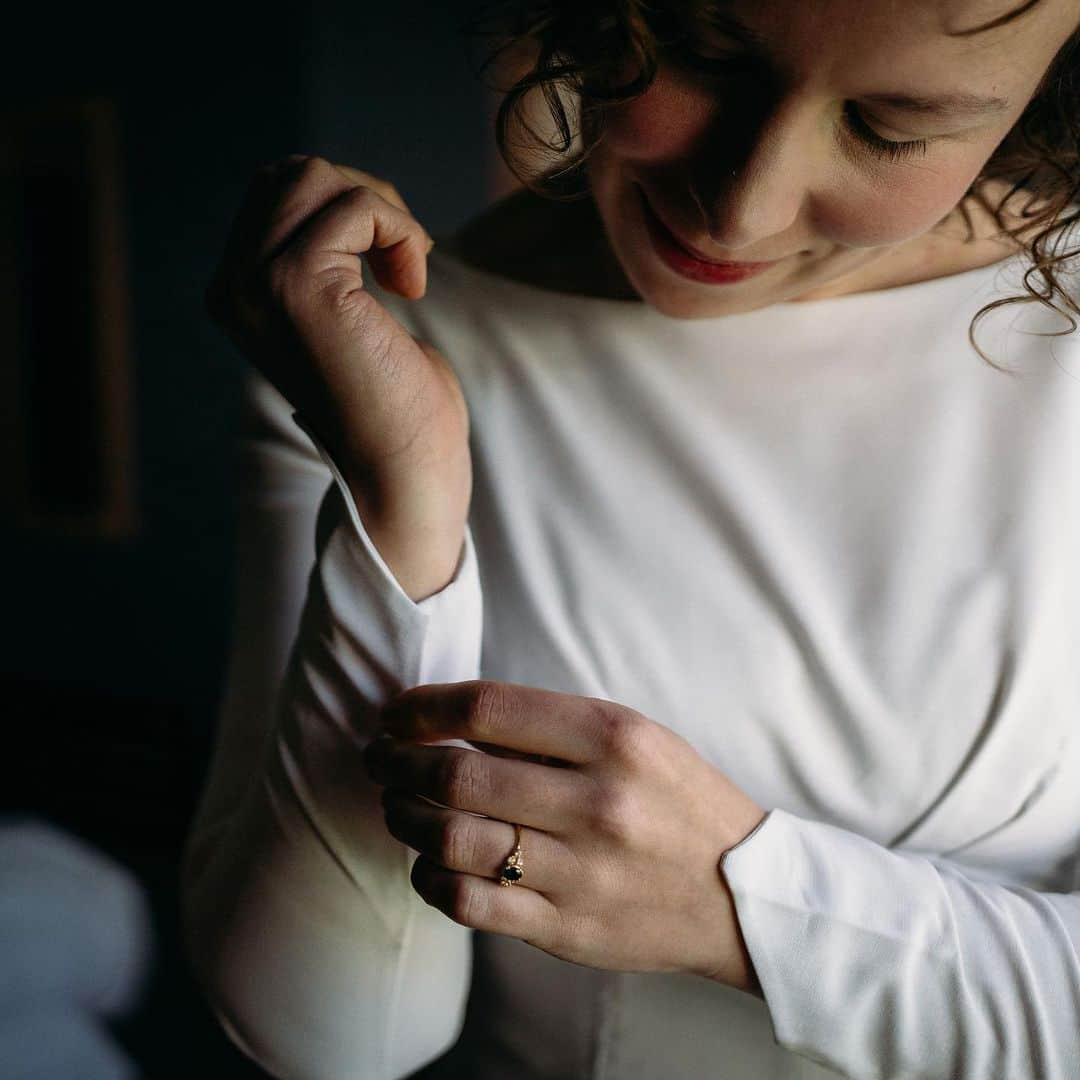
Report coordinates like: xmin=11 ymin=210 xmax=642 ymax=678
xmin=698 ymin=12 xmax=1012 ymax=119
xmin=860 ymin=91 xmax=1012 ymax=118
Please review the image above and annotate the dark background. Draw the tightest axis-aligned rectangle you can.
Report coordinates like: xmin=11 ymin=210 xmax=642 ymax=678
xmin=2 ymin=3 xmax=504 ymax=1075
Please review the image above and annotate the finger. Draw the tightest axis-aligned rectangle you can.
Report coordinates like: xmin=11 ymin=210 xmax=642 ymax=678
xmin=327 ymin=163 xmax=419 ymax=221
xmin=219 ymin=154 xmax=323 ymax=271
xmin=327 ymin=165 xmax=436 ymax=250
xmin=275 ymin=182 xmax=431 ymax=300
xmin=409 ymin=851 xmax=555 ymax=938
xmin=208 ymin=155 xmax=341 ymax=320
xmin=364 ymin=739 xmax=592 ymax=832
xmin=256 ymin=159 xmax=434 ymax=268
xmin=380 ymin=680 xmax=636 ymax=765
xmin=256 ymin=156 xmax=366 ymax=262
xmin=381 ymin=787 xmax=572 ymax=897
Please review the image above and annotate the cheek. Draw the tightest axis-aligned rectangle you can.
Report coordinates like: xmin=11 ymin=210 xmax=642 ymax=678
xmin=820 ymin=158 xmax=986 ymax=247
xmin=595 ymin=70 xmax=994 ymax=251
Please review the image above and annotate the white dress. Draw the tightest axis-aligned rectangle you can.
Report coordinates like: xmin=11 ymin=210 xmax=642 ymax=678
xmin=182 ymin=233 xmax=1080 ymax=1079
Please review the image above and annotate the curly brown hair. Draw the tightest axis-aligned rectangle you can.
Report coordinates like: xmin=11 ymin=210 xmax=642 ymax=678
xmin=459 ymin=0 xmax=1080 ymax=369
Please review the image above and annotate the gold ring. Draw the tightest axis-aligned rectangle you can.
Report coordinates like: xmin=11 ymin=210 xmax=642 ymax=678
xmin=498 ymin=823 xmax=524 ymax=886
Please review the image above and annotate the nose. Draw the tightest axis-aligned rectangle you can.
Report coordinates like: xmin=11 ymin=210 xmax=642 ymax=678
xmin=689 ymin=97 xmax=815 ymax=253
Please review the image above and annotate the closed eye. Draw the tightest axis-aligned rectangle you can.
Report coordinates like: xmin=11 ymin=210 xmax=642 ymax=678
xmin=841 ymin=102 xmax=932 ymax=162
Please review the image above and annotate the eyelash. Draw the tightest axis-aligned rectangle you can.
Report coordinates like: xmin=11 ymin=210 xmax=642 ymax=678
xmin=670 ymin=46 xmax=933 ymax=164
xmin=840 ymin=102 xmax=931 ymax=163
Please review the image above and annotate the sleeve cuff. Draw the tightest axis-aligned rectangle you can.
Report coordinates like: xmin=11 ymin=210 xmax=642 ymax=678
xmin=719 ymin=807 xmax=963 ymax=1075
xmin=291 ymin=408 xmax=483 ymax=699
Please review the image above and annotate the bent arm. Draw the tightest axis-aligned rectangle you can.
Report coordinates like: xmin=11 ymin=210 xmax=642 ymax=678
xmin=181 ymin=373 xmax=483 ymax=1080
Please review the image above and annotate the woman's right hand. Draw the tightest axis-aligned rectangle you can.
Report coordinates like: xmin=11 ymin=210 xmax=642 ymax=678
xmin=205 ymin=155 xmax=472 ymax=601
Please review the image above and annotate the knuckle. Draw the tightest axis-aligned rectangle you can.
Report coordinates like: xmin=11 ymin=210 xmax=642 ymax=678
xmin=468 ymin=681 xmax=511 ymax=738
xmin=594 ymin=705 xmax=646 ymax=760
xmin=296 ymin=154 xmax=335 ymax=181
xmin=257 ymin=156 xmax=335 ymax=208
xmin=446 ymin=877 xmax=486 ymax=928
xmin=438 ymin=816 xmax=478 ymax=870
xmin=336 ymin=183 xmax=379 ymax=215
xmin=336 ymin=166 xmax=405 ymax=208
xmin=438 ymin=750 xmax=483 ymax=808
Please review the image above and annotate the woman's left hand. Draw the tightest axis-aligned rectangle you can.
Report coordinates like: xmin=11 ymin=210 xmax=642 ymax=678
xmin=361 ymin=679 xmax=768 ymax=993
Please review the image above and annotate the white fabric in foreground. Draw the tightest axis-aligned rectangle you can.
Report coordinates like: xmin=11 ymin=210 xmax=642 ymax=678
xmin=184 ymin=235 xmax=1080 ymax=1079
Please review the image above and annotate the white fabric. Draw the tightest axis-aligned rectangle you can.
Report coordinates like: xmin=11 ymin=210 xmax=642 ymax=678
xmin=183 ymin=234 xmax=1080 ymax=1079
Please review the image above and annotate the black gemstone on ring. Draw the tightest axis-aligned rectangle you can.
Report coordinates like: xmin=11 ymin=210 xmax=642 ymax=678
xmin=501 ymin=865 xmax=523 ymax=882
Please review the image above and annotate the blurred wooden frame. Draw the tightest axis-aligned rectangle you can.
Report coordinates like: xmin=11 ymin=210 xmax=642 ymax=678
xmin=0 ymin=96 xmax=136 ymax=539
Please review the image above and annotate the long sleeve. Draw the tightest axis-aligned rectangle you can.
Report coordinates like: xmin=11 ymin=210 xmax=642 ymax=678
xmin=720 ymin=806 xmax=1080 ymax=1078
xmin=181 ymin=372 xmax=484 ymax=1080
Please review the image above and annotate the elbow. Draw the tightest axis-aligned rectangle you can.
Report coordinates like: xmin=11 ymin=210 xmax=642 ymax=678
xmin=180 ymin=817 xmax=287 ymax=1079
xmin=179 ymin=810 xmax=387 ymax=1080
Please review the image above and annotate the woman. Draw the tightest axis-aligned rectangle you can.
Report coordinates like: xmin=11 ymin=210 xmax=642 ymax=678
xmin=183 ymin=1 xmax=1080 ymax=1076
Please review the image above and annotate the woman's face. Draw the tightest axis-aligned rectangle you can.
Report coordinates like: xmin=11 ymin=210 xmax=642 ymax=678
xmin=585 ymin=0 xmax=1079 ymax=317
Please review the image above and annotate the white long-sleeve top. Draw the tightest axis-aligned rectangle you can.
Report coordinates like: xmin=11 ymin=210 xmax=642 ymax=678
xmin=183 ymin=233 xmax=1080 ymax=1080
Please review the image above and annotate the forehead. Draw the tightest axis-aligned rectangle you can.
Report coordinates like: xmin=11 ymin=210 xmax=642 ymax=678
xmin=690 ymin=0 xmax=1072 ymax=84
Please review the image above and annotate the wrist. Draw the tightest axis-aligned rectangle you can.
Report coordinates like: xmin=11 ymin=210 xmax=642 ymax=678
xmin=343 ymin=464 xmax=471 ymax=604
xmin=706 ymin=871 xmax=765 ymax=999
xmin=360 ymin=511 xmax=468 ymax=603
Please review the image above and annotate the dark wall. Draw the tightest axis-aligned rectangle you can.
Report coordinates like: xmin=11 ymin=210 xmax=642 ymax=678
xmin=2 ymin=1 xmax=489 ymax=720
xmin=2 ymin=4 xmax=491 ymax=1075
